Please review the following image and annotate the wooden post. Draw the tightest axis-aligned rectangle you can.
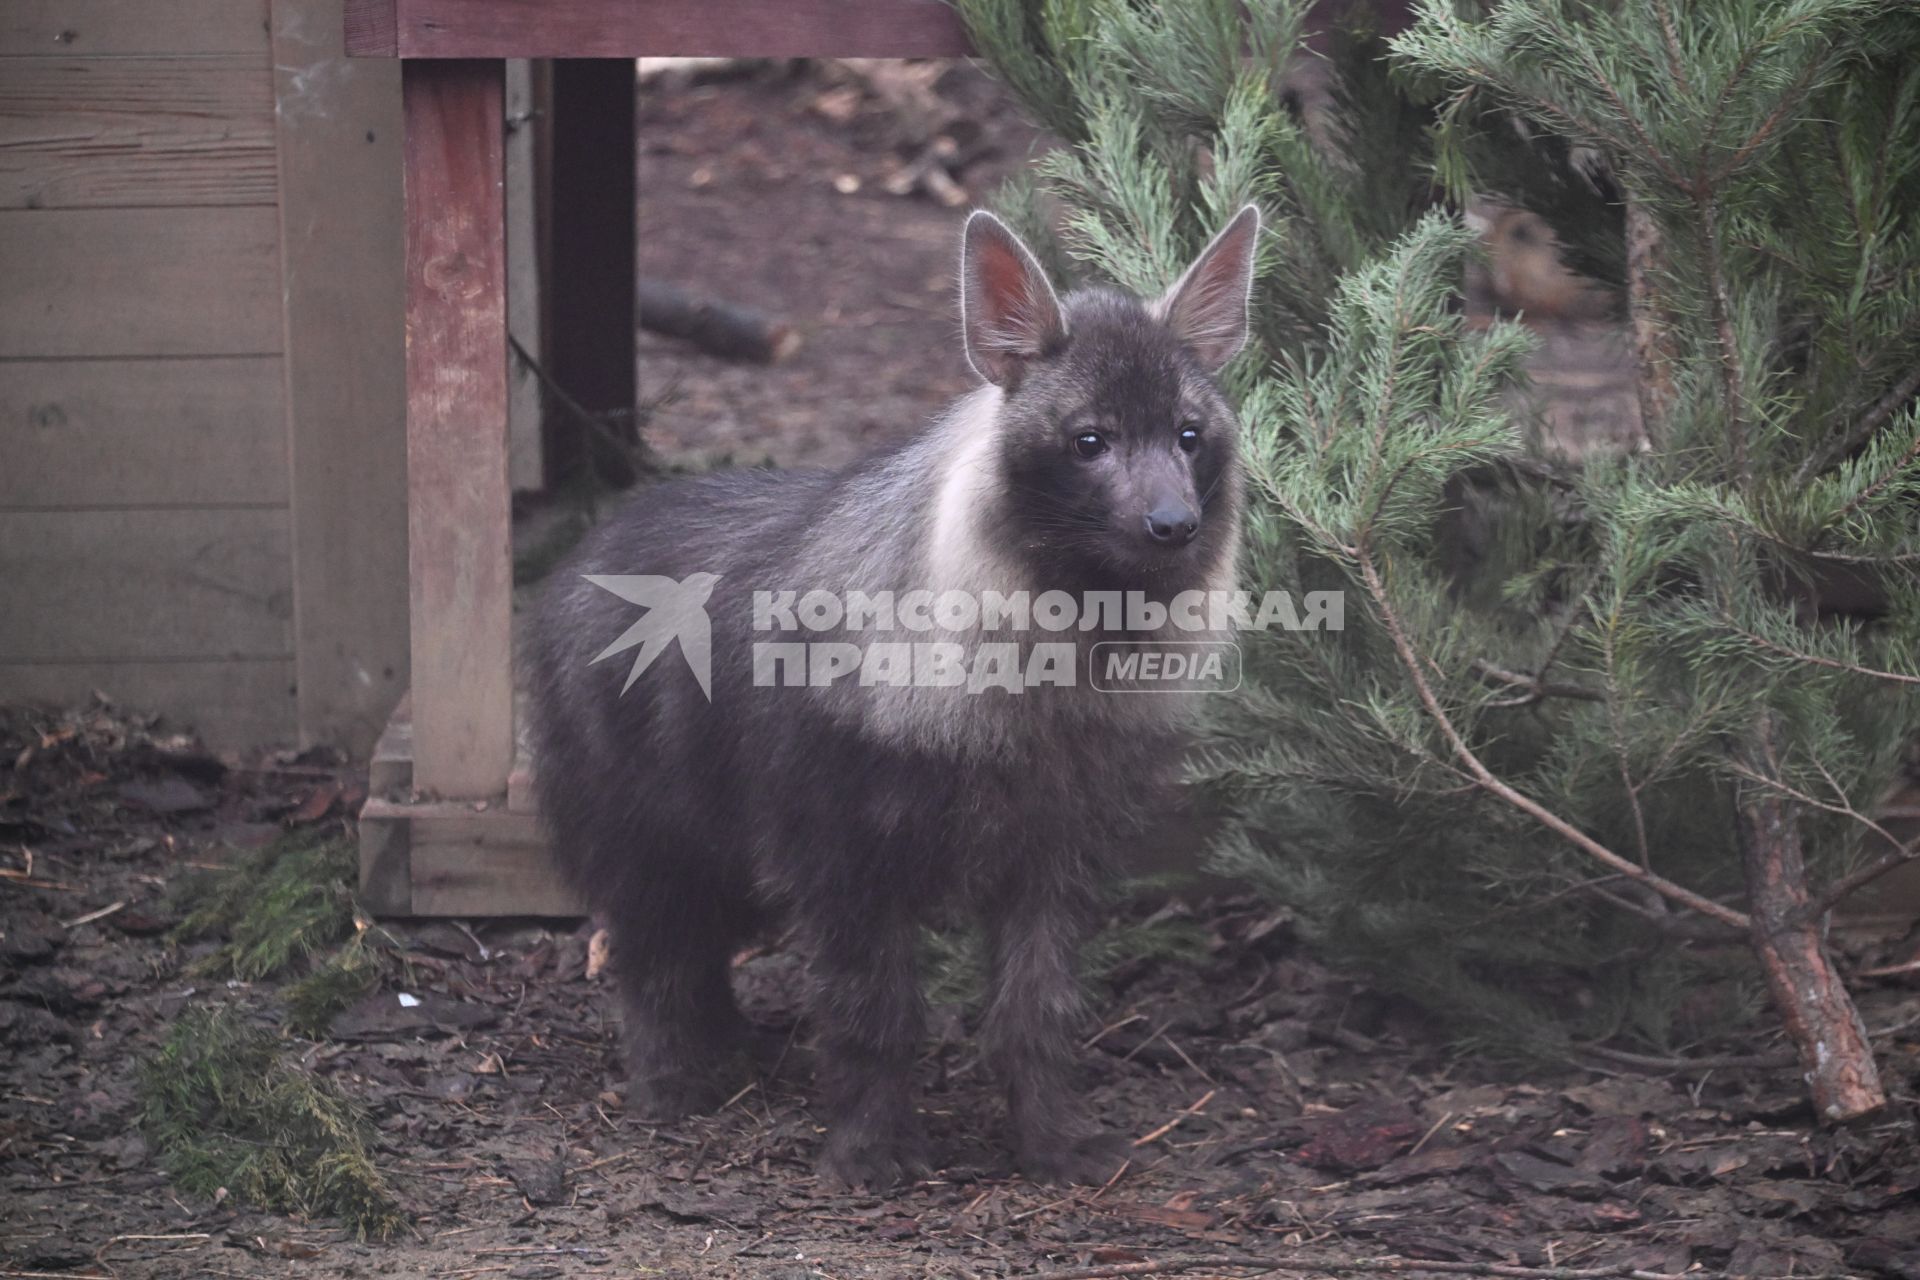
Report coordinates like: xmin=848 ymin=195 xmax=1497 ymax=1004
xmin=345 ymin=0 xmax=976 ymax=916
xmin=271 ymin=0 xmax=410 ymax=756
xmin=505 ymin=58 xmax=546 ymax=493
xmin=402 ymin=59 xmax=513 ymax=799
xmin=544 ymin=58 xmax=637 ymax=488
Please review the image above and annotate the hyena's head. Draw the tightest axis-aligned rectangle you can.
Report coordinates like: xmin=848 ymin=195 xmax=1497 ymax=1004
xmin=960 ymin=206 xmax=1260 ymax=595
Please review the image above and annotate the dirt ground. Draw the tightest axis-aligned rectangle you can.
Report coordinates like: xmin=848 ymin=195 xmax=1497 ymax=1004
xmin=5 ymin=703 xmax=1920 ymax=1280
xmin=8 ymin=61 xmax=1920 ymax=1280
xmin=630 ymin=60 xmax=1049 ymax=474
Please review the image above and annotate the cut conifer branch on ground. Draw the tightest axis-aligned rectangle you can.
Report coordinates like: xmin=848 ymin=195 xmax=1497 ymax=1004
xmin=962 ymin=0 xmax=1920 ymax=1107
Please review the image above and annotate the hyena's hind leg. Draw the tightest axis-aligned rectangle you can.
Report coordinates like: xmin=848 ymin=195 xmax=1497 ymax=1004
xmin=603 ymin=859 xmax=758 ymax=1120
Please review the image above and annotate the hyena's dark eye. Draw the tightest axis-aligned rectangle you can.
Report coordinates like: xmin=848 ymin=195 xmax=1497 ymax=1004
xmin=1073 ymin=431 xmax=1108 ymax=459
xmin=1178 ymin=423 xmax=1202 ymax=454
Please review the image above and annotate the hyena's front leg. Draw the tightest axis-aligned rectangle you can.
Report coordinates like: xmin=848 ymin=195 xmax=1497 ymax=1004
xmin=803 ymin=914 xmax=932 ymax=1189
xmin=982 ymin=891 xmax=1129 ymax=1185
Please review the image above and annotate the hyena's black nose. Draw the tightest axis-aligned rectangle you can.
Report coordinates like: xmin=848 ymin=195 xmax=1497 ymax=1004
xmin=1145 ymin=506 xmax=1200 ymax=546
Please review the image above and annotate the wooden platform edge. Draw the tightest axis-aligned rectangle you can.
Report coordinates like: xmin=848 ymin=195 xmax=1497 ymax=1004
xmin=344 ymin=0 xmax=975 ymax=59
xmin=357 ymin=693 xmax=579 ymax=918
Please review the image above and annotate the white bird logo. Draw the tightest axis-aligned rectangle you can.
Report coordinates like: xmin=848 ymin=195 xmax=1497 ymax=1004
xmin=584 ymin=572 xmax=721 ymax=700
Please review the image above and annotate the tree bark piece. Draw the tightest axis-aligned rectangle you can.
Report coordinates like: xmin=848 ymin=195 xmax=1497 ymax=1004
xmin=638 ymin=279 xmax=802 ymax=364
xmin=1624 ymin=196 xmax=1677 ymax=448
xmin=1735 ymin=719 xmax=1886 ymax=1122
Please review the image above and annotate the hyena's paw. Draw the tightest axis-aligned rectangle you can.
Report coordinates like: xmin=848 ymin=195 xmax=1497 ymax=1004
xmin=819 ymin=1124 xmax=932 ymax=1191
xmin=1017 ymin=1129 xmax=1131 ymax=1186
xmin=629 ymin=1070 xmax=731 ymax=1121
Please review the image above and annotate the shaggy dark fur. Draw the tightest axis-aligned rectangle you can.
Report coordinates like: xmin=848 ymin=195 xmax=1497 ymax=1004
xmin=525 ymin=209 xmax=1260 ymax=1188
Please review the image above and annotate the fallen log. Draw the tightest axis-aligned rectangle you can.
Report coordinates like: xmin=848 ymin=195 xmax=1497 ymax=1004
xmin=637 ymin=279 xmax=802 ymax=364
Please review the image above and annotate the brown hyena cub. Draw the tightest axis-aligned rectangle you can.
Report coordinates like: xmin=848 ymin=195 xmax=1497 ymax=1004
xmin=526 ymin=206 xmax=1260 ymax=1187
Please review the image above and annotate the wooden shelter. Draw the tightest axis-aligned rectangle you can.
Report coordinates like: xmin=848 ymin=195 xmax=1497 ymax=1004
xmin=1 ymin=0 xmax=976 ymax=916
xmin=0 ymin=0 xmax=408 ymax=751
xmin=347 ymin=0 xmax=973 ymax=916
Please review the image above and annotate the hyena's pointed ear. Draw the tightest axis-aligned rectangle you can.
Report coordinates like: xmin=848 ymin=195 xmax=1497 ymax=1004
xmin=961 ymin=211 xmax=1066 ymax=388
xmin=1156 ymin=205 xmax=1262 ymax=373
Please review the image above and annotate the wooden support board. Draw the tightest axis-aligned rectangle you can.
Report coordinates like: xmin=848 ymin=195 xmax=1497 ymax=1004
xmin=345 ymin=0 xmax=973 ymax=59
xmin=0 ymin=56 xmax=277 ymax=209
xmin=351 ymin=0 xmax=976 ymax=915
xmin=271 ymin=0 xmax=410 ymax=754
xmin=0 ymin=1 xmax=271 ymax=58
xmin=0 ymin=2 xmax=294 ymax=749
xmin=401 ymin=59 xmax=514 ymax=798
xmin=0 ymin=207 xmax=283 ymax=357
xmin=357 ymin=695 xmax=574 ymax=916
xmin=0 ymin=357 xmax=288 ymax=508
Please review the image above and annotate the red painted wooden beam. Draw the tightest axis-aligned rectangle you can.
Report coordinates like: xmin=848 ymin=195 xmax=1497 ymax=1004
xmin=345 ymin=0 xmax=975 ymax=59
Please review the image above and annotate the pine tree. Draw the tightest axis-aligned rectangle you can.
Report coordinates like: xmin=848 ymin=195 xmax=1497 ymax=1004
xmin=957 ymin=0 xmax=1920 ymax=1119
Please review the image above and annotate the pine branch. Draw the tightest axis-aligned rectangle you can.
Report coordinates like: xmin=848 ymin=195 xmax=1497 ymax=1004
xmin=1796 ymin=364 xmax=1920 ymax=483
xmin=1724 ymin=758 xmax=1913 ymax=903
xmin=1730 ymin=625 xmax=1920 ymax=686
xmin=1807 ymin=832 xmax=1920 ymax=919
xmin=1469 ymin=659 xmax=1605 ymax=705
xmin=1824 ymin=427 xmax=1920 ymax=529
xmin=1624 ymin=197 xmax=1677 ymax=446
xmin=1694 ymin=191 xmax=1752 ymax=488
xmin=1355 ymin=544 xmax=1750 ymax=932
xmin=1712 ymin=54 xmax=1825 ymax=183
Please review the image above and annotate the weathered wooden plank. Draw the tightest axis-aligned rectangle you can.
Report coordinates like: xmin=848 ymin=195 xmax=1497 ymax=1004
xmin=345 ymin=0 xmax=973 ymax=58
xmin=0 ymin=208 xmax=283 ymax=357
xmin=366 ymin=692 xmax=414 ymax=796
xmin=0 ymin=56 xmax=276 ymax=209
xmin=343 ymin=0 xmax=397 ymax=58
xmin=0 ymin=509 xmax=293 ymax=661
xmin=0 ymin=1 xmax=269 ymax=58
xmin=0 ymin=657 xmax=294 ymax=748
xmin=0 ymin=357 xmax=287 ymax=508
xmin=357 ymin=806 xmax=413 ymax=915
xmin=271 ymin=0 xmax=409 ymax=755
xmin=403 ymin=59 xmax=513 ymax=798
xmin=359 ymin=797 xmax=572 ymax=916
xmin=408 ymin=814 xmax=575 ymax=917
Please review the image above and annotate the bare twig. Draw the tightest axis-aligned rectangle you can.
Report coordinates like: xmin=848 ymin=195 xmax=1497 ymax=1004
xmin=1579 ymin=1043 xmax=1797 ymax=1072
xmin=1599 ymin=625 xmax=1655 ymax=876
xmin=1469 ymin=659 xmax=1604 ymax=705
xmin=61 ymin=900 xmax=125 ymax=929
xmin=1806 ymin=833 xmax=1920 ymax=920
xmin=1031 ymin=1251 xmax=1747 ymax=1280
xmin=1723 ymin=759 xmax=1910 ymax=879
xmin=1858 ymin=957 xmax=1920 ymax=979
xmin=1132 ymin=1089 xmax=1216 ymax=1148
